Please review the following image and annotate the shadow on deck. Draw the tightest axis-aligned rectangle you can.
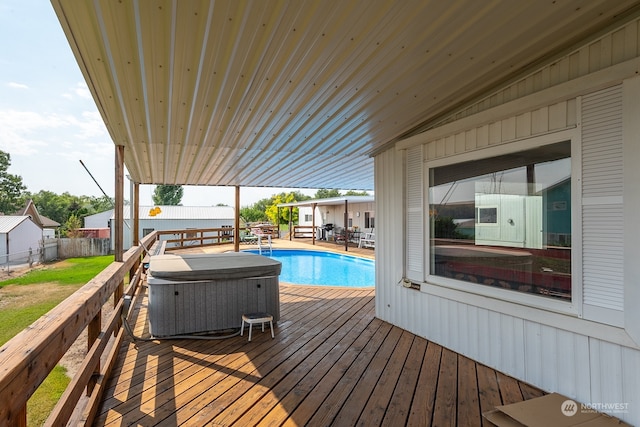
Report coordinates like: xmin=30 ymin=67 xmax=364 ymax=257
xmin=95 ymin=282 xmax=544 ymax=426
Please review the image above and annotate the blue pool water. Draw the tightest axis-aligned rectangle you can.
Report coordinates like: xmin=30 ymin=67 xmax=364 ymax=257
xmin=242 ymin=249 xmax=375 ymax=287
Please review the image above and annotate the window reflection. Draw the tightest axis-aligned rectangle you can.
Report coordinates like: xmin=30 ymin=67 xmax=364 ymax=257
xmin=429 ymin=141 xmax=571 ymax=300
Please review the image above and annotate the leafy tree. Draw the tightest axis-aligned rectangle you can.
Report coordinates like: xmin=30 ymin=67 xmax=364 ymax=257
xmin=152 ymin=184 xmax=183 ymax=205
xmin=240 ymin=206 xmax=268 ymax=223
xmin=88 ymin=195 xmax=115 ymax=212
xmin=432 ymin=215 xmax=464 ymax=239
xmin=0 ymin=151 xmax=26 ymax=214
xmin=314 ymin=188 xmax=341 ymax=199
xmin=344 ymin=190 xmax=370 ymax=196
xmin=62 ymin=214 xmax=83 ymax=238
xmin=265 ymin=191 xmax=311 ymax=225
xmin=20 ymin=191 xmax=116 ymax=227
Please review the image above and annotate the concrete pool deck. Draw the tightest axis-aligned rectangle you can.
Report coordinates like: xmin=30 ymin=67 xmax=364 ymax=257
xmin=180 ymin=236 xmax=376 ymax=260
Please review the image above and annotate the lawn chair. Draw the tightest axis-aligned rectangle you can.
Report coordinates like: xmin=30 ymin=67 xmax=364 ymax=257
xmin=240 ymin=229 xmax=258 ymax=244
xmin=358 ymin=232 xmax=375 ymax=249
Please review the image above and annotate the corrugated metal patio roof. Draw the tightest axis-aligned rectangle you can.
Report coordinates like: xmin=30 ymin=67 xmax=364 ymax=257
xmin=50 ymin=0 xmax=640 ymax=191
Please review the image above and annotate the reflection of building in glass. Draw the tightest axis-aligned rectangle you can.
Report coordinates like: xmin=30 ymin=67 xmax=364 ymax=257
xmin=474 ymin=194 xmax=543 ymax=249
xmin=428 ymin=141 xmax=572 ymax=300
xmin=540 ymin=178 xmax=571 ymax=246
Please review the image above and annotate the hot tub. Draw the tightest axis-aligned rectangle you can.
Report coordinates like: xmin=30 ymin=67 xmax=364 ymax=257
xmin=147 ymin=252 xmax=281 ymax=337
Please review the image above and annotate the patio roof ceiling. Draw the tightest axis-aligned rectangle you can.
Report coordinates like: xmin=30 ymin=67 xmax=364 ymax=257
xmin=50 ymin=0 xmax=640 ymax=191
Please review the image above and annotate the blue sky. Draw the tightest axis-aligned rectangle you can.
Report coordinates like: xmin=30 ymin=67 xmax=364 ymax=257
xmin=0 ymin=1 xmax=317 ymax=207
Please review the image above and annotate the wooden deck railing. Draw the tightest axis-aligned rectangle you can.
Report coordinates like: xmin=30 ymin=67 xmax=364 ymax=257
xmin=292 ymin=225 xmax=317 ymax=238
xmin=0 ymin=226 xmax=252 ymax=426
xmin=156 ymin=227 xmax=235 ymax=251
xmin=0 ymin=233 xmax=162 ymax=426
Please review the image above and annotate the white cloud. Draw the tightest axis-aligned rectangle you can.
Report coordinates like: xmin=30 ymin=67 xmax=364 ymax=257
xmin=70 ymin=111 xmax=107 ymax=139
xmin=73 ymin=81 xmax=92 ymax=99
xmin=0 ymin=108 xmax=108 ymax=156
xmin=0 ymin=110 xmax=63 ymax=155
xmin=59 ymin=82 xmax=92 ymax=101
xmin=7 ymin=82 xmax=28 ymax=89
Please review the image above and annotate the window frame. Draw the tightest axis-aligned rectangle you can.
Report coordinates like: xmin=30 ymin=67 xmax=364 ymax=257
xmin=365 ymin=211 xmax=375 ymax=229
xmin=422 ymin=130 xmax=582 ymax=317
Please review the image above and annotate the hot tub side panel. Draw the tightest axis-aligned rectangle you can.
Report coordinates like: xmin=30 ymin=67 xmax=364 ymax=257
xmin=148 ymin=276 xmax=280 ymax=337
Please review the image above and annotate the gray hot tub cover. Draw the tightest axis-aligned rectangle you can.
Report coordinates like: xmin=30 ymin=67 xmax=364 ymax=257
xmin=148 ymin=252 xmax=281 ymax=281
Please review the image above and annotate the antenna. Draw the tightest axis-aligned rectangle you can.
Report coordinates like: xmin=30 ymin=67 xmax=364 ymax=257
xmin=79 ymin=159 xmax=111 ymax=201
xmin=79 ymin=160 xmax=150 ymax=252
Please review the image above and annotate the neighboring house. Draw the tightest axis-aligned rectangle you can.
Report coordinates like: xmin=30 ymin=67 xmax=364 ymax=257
xmin=15 ymin=199 xmax=60 ymax=239
xmin=0 ymin=216 xmax=42 ymax=263
xmin=84 ymin=205 xmax=236 ymax=250
xmin=280 ymin=196 xmax=375 ymax=239
xmin=375 ymin=16 xmax=640 ymax=424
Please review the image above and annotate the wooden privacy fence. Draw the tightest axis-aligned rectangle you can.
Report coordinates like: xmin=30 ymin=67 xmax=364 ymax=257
xmin=58 ymin=237 xmax=111 ymax=258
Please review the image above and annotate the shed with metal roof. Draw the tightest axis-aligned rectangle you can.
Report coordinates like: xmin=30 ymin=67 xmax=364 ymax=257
xmin=84 ymin=205 xmax=236 ymax=250
xmin=0 ymin=216 xmax=43 ymax=264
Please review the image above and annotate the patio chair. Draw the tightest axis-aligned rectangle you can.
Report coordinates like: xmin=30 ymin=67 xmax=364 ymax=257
xmin=240 ymin=229 xmax=258 ymax=244
xmin=333 ymin=227 xmax=346 ymax=244
xmin=358 ymin=232 xmax=375 ymax=249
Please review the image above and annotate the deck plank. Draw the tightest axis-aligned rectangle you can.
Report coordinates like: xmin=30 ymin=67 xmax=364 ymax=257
xmin=406 ymin=341 xmax=442 ymax=426
xmin=496 ymin=371 xmax=524 ymax=405
xmin=357 ymin=330 xmax=415 ymax=426
xmin=178 ymin=290 xmax=375 ymax=426
xmin=330 ymin=326 xmax=405 ymax=425
xmin=477 ymin=364 xmax=503 ymax=427
xmin=380 ymin=336 xmax=428 ymax=427
xmin=233 ymin=299 xmax=377 ymax=426
xmin=304 ymin=323 xmax=396 ymax=426
xmin=95 ymin=283 xmax=545 ymax=427
xmin=155 ymin=293 xmax=372 ymax=425
xmin=280 ymin=319 xmax=393 ymax=427
xmin=457 ymin=355 xmax=482 ymax=427
xmin=432 ymin=347 xmax=459 ymax=426
xmin=212 ymin=296 xmax=376 ymax=426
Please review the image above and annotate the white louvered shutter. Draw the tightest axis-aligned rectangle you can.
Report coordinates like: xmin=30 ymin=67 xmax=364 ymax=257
xmin=406 ymin=145 xmax=424 ymax=281
xmin=581 ymin=85 xmax=624 ymax=325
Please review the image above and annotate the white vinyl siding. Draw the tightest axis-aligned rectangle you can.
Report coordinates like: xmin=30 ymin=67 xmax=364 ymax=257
xmin=405 ymin=145 xmax=423 ymax=281
xmin=581 ymin=85 xmax=624 ymax=324
xmin=377 ymin=17 xmax=640 ymax=426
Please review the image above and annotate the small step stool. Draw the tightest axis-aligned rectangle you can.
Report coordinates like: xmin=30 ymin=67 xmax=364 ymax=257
xmin=241 ymin=312 xmax=274 ymax=342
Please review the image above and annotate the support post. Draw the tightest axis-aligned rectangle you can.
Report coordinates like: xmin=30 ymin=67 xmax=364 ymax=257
xmin=234 ymin=186 xmax=240 ymax=252
xmin=288 ymin=207 xmax=293 ymax=241
xmin=114 ymin=145 xmax=124 ymax=262
xmin=344 ymin=199 xmax=349 ymax=251
xmin=312 ymin=203 xmax=317 ymax=245
xmin=133 ymin=182 xmax=140 ymax=247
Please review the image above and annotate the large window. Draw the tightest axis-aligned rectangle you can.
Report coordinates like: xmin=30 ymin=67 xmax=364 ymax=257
xmin=429 ymin=141 xmax=571 ymax=300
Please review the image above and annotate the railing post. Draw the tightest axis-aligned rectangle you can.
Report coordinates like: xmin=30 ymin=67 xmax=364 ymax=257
xmin=17 ymin=406 xmax=26 ymax=427
xmin=114 ymin=277 xmax=124 ymax=333
xmin=87 ymin=310 xmax=101 ymax=395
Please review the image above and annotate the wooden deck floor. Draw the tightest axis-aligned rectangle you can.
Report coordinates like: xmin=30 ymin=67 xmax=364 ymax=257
xmin=95 ymin=282 xmax=544 ymax=426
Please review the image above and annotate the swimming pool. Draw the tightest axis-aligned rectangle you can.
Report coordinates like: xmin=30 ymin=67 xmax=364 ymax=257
xmin=242 ymin=249 xmax=375 ymax=287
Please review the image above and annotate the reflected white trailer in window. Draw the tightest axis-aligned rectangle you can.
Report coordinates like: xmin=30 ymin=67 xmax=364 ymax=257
xmin=475 ymin=194 xmax=542 ymax=249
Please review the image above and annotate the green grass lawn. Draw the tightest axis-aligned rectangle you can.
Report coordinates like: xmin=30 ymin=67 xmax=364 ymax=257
xmin=0 ymin=256 xmax=115 ymax=288
xmin=0 ymin=256 xmax=114 ymax=345
xmin=0 ymin=255 xmax=114 ymax=426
